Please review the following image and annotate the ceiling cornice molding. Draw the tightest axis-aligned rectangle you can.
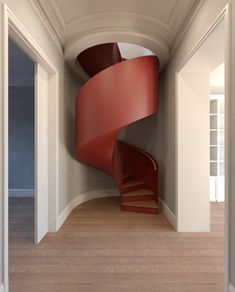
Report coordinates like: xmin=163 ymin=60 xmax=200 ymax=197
xmin=64 ymin=26 xmax=169 ymax=78
xmin=35 ymin=0 xmax=201 ymax=74
xmin=29 ymin=0 xmax=64 ymax=55
xmin=48 ymin=0 xmax=66 ymax=31
xmin=64 ymin=11 xmax=170 ymax=43
xmin=168 ymin=0 xmax=196 ymax=41
xmin=170 ymin=0 xmax=205 ymax=54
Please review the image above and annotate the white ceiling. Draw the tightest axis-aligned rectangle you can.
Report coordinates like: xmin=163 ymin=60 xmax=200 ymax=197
xmin=36 ymin=0 xmax=201 ymax=76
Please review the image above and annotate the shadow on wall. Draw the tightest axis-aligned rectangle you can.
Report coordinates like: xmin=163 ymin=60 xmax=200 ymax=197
xmin=118 ymin=75 xmax=167 ymax=202
xmin=62 ymin=64 xmax=116 ymax=203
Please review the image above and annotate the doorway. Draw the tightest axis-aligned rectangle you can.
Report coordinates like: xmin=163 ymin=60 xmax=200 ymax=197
xmin=176 ymin=19 xmax=225 ymax=232
xmin=1 ymin=5 xmax=59 ymax=290
xmin=8 ymin=38 xmax=35 ymax=245
xmin=209 ymin=63 xmax=225 ymax=203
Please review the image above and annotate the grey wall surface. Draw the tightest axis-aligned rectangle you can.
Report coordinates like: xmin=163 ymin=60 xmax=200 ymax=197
xmin=8 ymin=38 xmax=35 ymax=191
xmin=8 ymin=86 xmax=35 ymax=190
xmin=60 ymin=66 xmax=116 ymax=212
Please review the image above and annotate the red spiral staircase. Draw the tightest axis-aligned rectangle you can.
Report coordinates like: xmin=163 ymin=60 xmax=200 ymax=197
xmin=76 ymin=43 xmax=160 ymax=215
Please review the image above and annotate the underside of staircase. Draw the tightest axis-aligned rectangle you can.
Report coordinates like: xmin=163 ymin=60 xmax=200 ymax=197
xmin=76 ymin=43 xmax=160 ymax=215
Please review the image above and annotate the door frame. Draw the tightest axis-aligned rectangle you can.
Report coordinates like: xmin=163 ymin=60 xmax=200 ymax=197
xmin=1 ymin=4 xmax=59 ymax=291
xmin=175 ymin=4 xmax=231 ymax=290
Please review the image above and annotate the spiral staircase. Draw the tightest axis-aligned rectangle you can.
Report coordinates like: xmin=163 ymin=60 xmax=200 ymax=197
xmin=76 ymin=43 xmax=159 ymax=215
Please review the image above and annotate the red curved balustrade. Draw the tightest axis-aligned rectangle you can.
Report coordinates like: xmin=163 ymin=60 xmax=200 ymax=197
xmin=76 ymin=43 xmax=160 ymax=214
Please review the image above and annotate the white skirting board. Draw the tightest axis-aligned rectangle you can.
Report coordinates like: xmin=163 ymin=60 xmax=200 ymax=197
xmin=9 ymin=189 xmax=34 ymax=197
xmin=159 ymin=199 xmax=177 ymax=230
xmin=57 ymin=189 xmax=177 ymax=231
xmin=0 ymin=283 xmax=5 ymax=292
xmin=57 ymin=188 xmax=119 ymax=230
xmin=229 ymin=283 xmax=235 ymax=292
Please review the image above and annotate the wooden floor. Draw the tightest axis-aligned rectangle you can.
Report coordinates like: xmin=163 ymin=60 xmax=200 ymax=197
xmin=9 ymin=197 xmax=224 ymax=292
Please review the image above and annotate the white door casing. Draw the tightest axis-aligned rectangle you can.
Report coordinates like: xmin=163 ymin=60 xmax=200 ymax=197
xmin=35 ymin=64 xmax=48 ymax=244
xmin=1 ymin=4 xmax=59 ymax=290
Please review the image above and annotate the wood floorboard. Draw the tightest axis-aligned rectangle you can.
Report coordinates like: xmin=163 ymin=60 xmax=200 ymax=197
xmin=9 ymin=197 xmax=224 ymax=292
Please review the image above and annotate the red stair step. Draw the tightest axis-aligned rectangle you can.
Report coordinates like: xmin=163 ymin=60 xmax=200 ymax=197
xmin=121 ymin=200 xmax=159 ymax=215
xmin=122 ymin=180 xmax=145 ymax=192
xmin=121 ymin=188 xmax=155 ymax=202
xmin=122 ymin=174 xmax=132 ymax=184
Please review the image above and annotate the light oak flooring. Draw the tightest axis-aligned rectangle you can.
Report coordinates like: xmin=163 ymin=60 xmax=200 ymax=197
xmin=9 ymin=197 xmax=224 ymax=292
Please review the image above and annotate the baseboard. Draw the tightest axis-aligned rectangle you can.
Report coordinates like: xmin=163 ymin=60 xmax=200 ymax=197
xmin=57 ymin=188 xmax=119 ymax=230
xmin=9 ymin=189 xmax=34 ymax=197
xmin=0 ymin=283 xmax=5 ymax=292
xmin=159 ymin=199 xmax=177 ymax=230
xmin=229 ymin=283 xmax=235 ymax=292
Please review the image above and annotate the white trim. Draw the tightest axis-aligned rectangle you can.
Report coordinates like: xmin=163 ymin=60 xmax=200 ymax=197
xmin=159 ymin=199 xmax=176 ymax=230
xmin=229 ymin=283 xmax=235 ymax=292
xmin=1 ymin=4 xmax=59 ymax=291
xmin=57 ymin=188 xmax=119 ymax=231
xmin=224 ymin=3 xmax=232 ymax=290
xmin=171 ymin=0 xmax=205 ymax=54
xmin=28 ymin=0 xmax=63 ymax=55
xmin=175 ymin=3 xmax=231 ymax=288
xmin=6 ymin=4 xmax=59 ymax=231
xmin=7 ymin=6 xmax=57 ymax=74
xmin=175 ymin=6 xmax=227 ymax=73
xmin=9 ymin=189 xmax=34 ymax=197
xmin=0 ymin=284 xmax=5 ymax=292
xmin=2 ymin=4 xmax=9 ymax=292
xmin=5 ymin=4 xmax=59 ymax=233
xmin=48 ymin=0 xmax=66 ymax=31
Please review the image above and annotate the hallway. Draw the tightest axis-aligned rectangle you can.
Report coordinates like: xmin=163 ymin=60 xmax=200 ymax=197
xmin=9 ymin=197 xmax=224 ymax=292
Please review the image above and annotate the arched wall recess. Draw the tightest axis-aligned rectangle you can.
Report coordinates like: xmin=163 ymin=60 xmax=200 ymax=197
xmin=64 ymin=27 xmax=169 ymax=78
xmin=34 ymin=0 xmax=203 ymax=76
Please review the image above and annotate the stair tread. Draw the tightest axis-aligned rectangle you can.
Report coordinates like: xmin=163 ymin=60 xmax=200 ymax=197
xmin=122 ymin=188 xmax=154 ymax=196
xmin=123 ymin=180 xmax=144 ymax=187
xmin=122 ymin=174 xmax=131 ymax=179
xmin=122 ymin=200 xmax=159 ymax=208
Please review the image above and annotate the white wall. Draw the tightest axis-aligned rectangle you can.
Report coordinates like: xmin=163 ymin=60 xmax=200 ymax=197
xmin=177 ymin=72 xmax=210 ymax=231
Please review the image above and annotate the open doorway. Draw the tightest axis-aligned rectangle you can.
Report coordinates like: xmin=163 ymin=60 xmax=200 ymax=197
xmin=210 ymin=63 xmax=225 ymax=203
xmin=1 ymin=6 xmax=59 ymax=290
xmin=8 ymin=38 xmax=35 ymax=245
xmin=176 ymin=18 xmax=225 ymax=232
xmin=176 ymin=15 xmax=226 ymax=288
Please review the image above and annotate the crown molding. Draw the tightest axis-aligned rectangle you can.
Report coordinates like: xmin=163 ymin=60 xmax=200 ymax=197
xmin=64 ymin=25 xmax=169 ymax=78
xmin=28 ymin=0 xmax=64 ymax=55
xmin=168 ymin=0 xmax=196 ymax=41
xmin=34 ymin=0 xmax=202 ymax=74
xmin=64 ymin=11 xmax=170 ymax=44
xmin=48 ymin=0 xmax=66 ymax=31
xmin=170 ymin=0 xmax=205 ymax=54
